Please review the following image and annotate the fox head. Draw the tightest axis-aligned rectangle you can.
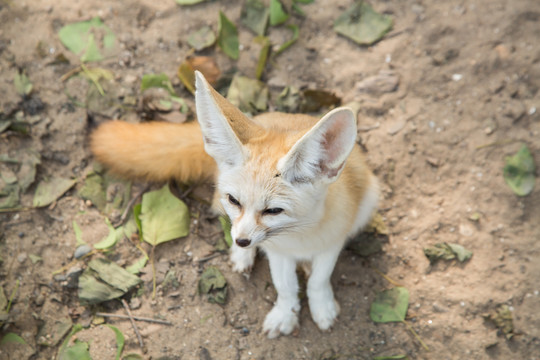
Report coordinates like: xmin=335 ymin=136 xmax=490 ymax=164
xmin=194 ymin=71 xmax=357 ymax=249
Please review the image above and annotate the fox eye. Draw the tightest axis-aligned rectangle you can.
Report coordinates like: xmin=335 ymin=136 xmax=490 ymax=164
xmin=227 ymin=194 xmax=241 ymax=207
xmin=263 ymin=207 xmax=284 ymax=216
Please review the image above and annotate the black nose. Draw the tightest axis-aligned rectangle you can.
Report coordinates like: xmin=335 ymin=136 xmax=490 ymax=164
xmin=236 ymin=238 xmax=251 ymax=247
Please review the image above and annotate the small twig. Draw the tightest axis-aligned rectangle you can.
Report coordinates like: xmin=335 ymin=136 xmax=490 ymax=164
xmin=358 ymin=122 xmax=380 ymax=132
xmin=0 ymin=207 xmax=34 ymax=213
xmin=151 ymin=246 xmax=157 ymax=299
xmin=6 ymin=279 xmax=19 ymax=313
xmin=96 ymin=312 xmax=173 ymax=326
xmin=52 ymin=249 xmax=99 ymax=275
xmin=475 ymin=139 xmax=519 ymax=150
xmin=402 ymin=319 xmax=430 ymax=351
xmin=60 ymin=66 xmax=82 ymax=82
xmin=121 ymin=299 xmax=144 ymax=350
xmin=371 ymin=266 xmax=404 ymax=287
xmin=114 ymin=184 xmax=150 ymax=227
xmin=80 ymin=63 xmax=105 ymax=96
xmin=197 ymin=253 xmax=222 ymax=264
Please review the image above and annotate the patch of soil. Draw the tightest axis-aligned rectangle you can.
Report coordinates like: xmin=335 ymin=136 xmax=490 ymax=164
xmin=1 ymin=0 xmax=539 ymax=359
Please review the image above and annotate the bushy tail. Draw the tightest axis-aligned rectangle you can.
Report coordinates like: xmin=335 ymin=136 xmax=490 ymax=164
xmin=90 ymin=121 xmax=217 ymax=183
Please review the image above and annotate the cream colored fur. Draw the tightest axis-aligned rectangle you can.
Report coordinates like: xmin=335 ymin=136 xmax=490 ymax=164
xmin=91 ymin=71 xmax=379 ymax=338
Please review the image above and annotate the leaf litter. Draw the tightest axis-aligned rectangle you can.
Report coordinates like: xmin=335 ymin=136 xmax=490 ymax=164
xmin=241 ymin=0 xmax=270 ymax=36
xmin=187 ymin=26 xmax=216 ymax=51
xmin=370 ymin=287 xmax=429 ymax=350
xmin=217 ymin=11 xmax=239 ymax=60
xmin=58 ymin=17 xmax=116 ymax=62
xmin=226 ymin=75 xmax=269 ymax=114
xmin=423 ymin=242 xmax=473 ymax=264
xmin=198 ymin=266 xmax=228 ymax=304
xmin=483 ymin=304 xmax=515 ymax=339
xmin=503 ymin=144 xmax=535 ymax=196
xmin=334 ymin=1 xmax=393 ymax=46
xmin=78 ymin=258 xmax=141 ymax=304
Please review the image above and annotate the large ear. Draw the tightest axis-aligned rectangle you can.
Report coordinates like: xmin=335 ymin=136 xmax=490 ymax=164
xmin=195 ymin=71 xmax=259 ymax=169
xmin=277 ymin=107 xmax=357 ymax=184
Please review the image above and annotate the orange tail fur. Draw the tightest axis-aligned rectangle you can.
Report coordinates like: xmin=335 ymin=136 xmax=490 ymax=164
xmin=90 ymin=121 xmax=216 ymax=183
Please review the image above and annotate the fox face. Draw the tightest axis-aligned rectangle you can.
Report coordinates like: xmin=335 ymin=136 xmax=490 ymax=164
xmin=217 ymin=152 xmax=328 ymax=249
xmin=194 ymin=71 xmax=357 ymax=250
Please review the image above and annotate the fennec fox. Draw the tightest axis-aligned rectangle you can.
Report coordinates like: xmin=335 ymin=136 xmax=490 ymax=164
xmin=91 ymin=72 xmax=379 ymax=338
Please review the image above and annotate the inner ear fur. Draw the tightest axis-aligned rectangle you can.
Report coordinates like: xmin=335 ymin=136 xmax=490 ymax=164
xmin=278 ymin=107 xmax=357 ymax=184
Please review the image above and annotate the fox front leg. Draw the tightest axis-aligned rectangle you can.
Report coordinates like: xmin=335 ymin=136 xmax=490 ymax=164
xmin=229 ymin=242 xmax=256 ymax=273
xmin=307 ymin=247 xmax=342 ymax=331
xmin=263 ymin=250 xmax=300 ymax=338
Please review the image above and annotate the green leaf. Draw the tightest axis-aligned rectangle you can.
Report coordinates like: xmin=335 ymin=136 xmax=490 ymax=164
xmin=58 ymin=17 xmax=116 ymax=62
xmin=126 ymin=255 xmax=148 ymax=275
xmin=365 ymin=213 xmax=388 ymax=235
xmin=483 ymin=304 xmax=514 ymax=339
xmin=370 ymin=287 xmax=409 ymax=323
xmin=241 ymin=0 xmax=270 ymax=36
xmin=275 ymin=24 xmax=299 ymax=55
xmin=503 ymin=144 xmax=535 ymax=196
xmin=17 ymin=149 xmax=40 ymax=192
xmin=217 ymin=11 xmax=239 ymax=60
xmin=269 ymin=0 xmax=289 ymax=26
xmin=140 ymin=185 xmax=190 ymax=246
xmin=89 ymin=258 xmax=141 ymax=293
xmin=446 ymin=243 xmax=473 ymax=262
xmin=78 ymin=172 xmax=106 ymax=210
xmin=0 ymin=332 xmax=34 ymax=358
xmin=226 ymin=75 xmax=269 ymax=114
xmin=423 ymin=243 xmax=472 ymax=264
xmin=198 ymin=266 xmax=228 ymax=304
xmin=218 ymin=216 xmax=232 ymax=248
xmin=78 ymin=270 xmax=125 ymax=304
xmin=133 ymin=203 xmax=143 ymax=238
xmin=122 ymin=354 xmax=144 ymax=360
xmin=0 ymin=182 xmax=20 ymax=209
xmin=141 ymin=73 xmax=177 ymax=96
xmin=29 ymin=254 xmax=42 ymax=264
xmin=57 ymin=324 xmax=83 ymax=360
xmin=94 ymin=218 xmax=124 ymax=250
xmin=78 ymin=258 xmax=141 ymax=304
xmin=73 ymin=220 xmax=86 ymax=246
xmin=254 ymin=36 xmax=271 ymax=79
xmin=334 ymin=2 xmax=393 ymax=45
xmin=106 ymin=325 xmax=125 ymax=360
xmin=174 ymin=0 xmax=207 ymax=4
xmin=33 ymin=177 xmax=76 ymax=207
xmin=187 ymin=26 xmax=216 ymax=51
xmin=59 ymin=340 xmax=92 ymax=360
xmin=177 ymin=62 xmax=196 ymax=94
xmin=275 ymin=86 xmax=301 ymax=113
xmin=14 ymin=70 xmax=33 ymax=96
xmin=0 ymin=332 xmax=27 ymax=345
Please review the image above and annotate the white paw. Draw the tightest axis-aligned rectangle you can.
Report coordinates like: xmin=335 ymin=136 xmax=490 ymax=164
xmin=263 ymin=305 xmax=299 ymax=339
xmin=309 ymin=297 xmax=340 ymax=331
xmin=230 ymin=246 xmax=256 ymax=273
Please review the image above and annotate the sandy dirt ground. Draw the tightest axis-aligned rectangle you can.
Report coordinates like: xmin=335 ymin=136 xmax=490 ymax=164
xmin=0 ymin=0 xmax=539 ymax=359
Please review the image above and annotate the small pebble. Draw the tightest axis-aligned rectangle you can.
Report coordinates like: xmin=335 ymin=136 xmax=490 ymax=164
xmin=74 ymin=244 xmax=93 ymax=259
xmin=17 ymin=253 xmax=27 ymax=263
